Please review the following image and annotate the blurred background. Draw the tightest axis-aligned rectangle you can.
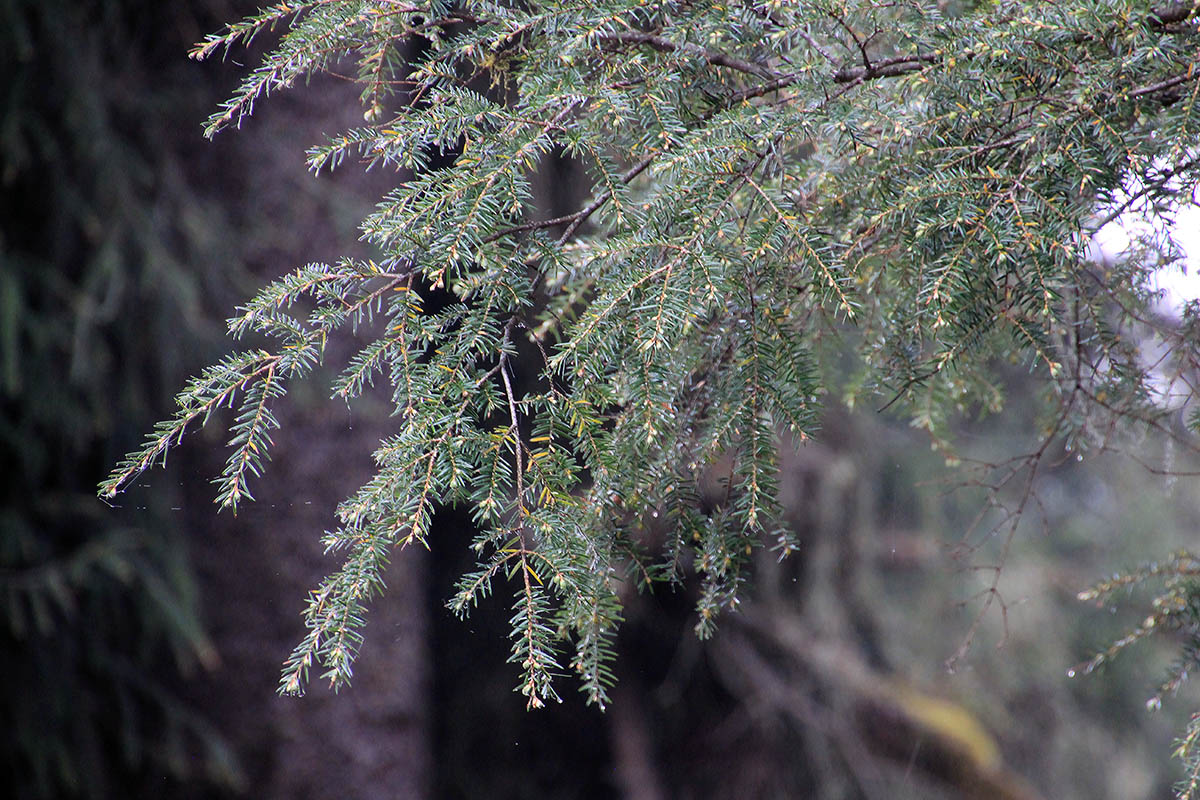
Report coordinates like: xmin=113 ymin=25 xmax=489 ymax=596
xmin=3 ymin=2 xmax=1200 ymax=798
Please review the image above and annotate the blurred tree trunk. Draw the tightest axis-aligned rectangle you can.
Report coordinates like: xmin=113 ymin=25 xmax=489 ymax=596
xmin=174 ymin=49 xmax=433 ymax=800
xmin=183 ymin=399 xmax=431 ymax=799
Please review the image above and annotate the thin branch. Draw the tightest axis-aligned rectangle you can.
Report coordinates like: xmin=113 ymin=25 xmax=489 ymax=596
xmin=596 ymin=31 xmax=776 ymax=79
xmin=719 ymin=69 xmax=802 ymax=105
xmin=487 ymin=153 xmax=657 ymax=246
xmin=826 ymin=7 xmax=873 ymax=72
xmin=797 ymin=27 xmax=840 ymax=68
xmin=1087 ymin=154 xmax=1200 ymax=232
xmin=499 ymin=335 xmax=525 ymax=513
xmin=1128 ymin=66 xmax=1200 ymax=99
xmin=483 ymin=210 xmax=586 ymax=242
xmin=557 ymin=153 xmax=656 ymax=244
xmin=833 ymin=52 xmax=940 ymax=84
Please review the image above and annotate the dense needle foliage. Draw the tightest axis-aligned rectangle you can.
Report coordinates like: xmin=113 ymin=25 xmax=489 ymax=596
xmin=101 ymin=0 xmax=1200 ymax=735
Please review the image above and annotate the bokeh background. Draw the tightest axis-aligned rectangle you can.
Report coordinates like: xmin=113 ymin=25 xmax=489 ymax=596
xmin=4 ymin=2 xmax=1200 ymax=798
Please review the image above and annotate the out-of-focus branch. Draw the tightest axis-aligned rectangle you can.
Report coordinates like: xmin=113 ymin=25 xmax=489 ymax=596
xmin=717 ymin=609 xmax=1047 ymax=800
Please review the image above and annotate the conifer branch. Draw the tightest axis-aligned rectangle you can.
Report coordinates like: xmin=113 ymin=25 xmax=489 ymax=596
xmin=100 ymin=351 xmax=284 ymax=501
xmin=108 ymin=2 xmax=1200 ymax=749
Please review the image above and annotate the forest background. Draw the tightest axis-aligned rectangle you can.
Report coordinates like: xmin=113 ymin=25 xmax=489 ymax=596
xmin=4 ymin=1 xmax=1200 ymax=799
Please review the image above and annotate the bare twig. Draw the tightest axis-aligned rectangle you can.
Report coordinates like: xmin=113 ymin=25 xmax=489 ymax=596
xmin=1086 ymin=154 xmax=1200 ymax=232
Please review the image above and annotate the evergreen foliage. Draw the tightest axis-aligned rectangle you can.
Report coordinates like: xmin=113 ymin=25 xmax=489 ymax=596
xmin=1077 ymin=553 xmax=1200 ymax=799
xmin=101 ymin=0 xmax=1200 ymax=746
